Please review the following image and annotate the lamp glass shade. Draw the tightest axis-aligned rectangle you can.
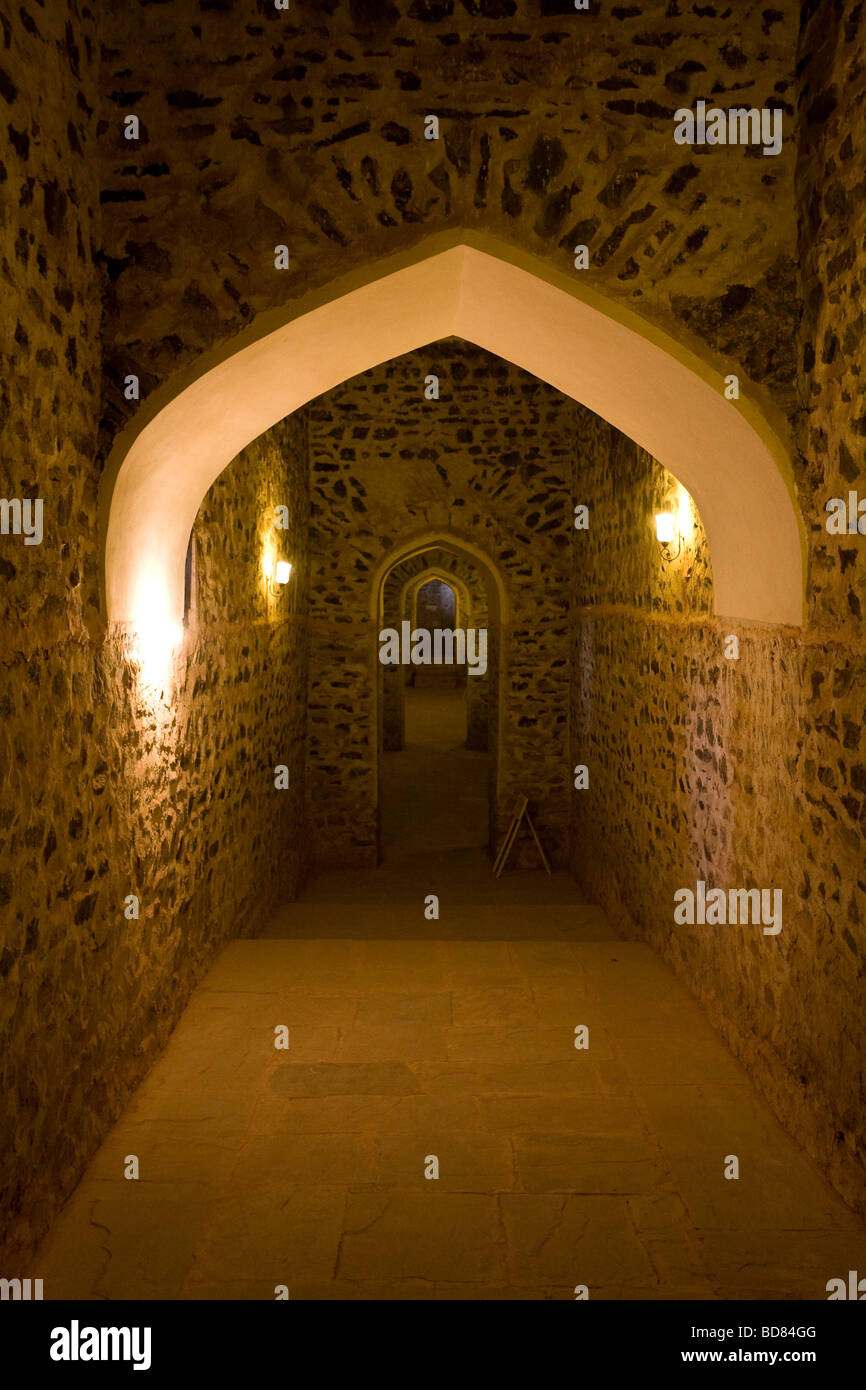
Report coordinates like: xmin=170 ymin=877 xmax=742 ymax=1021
xmin=275 ymin=560 xmax=292 ymax=584
xmin=655 ymin=512 xmax=676 ymax=544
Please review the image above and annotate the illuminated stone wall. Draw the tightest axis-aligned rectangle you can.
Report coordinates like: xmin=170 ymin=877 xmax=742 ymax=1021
xmin=570 ymin=405 xmax=866 ymax=1214
xmin=4 ymin=0 xmax=865 ymax=1271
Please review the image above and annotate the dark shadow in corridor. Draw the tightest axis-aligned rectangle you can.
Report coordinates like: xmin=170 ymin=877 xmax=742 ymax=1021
xmin=291 ymin=679 xmax=607 ymax=938
xmin=380 ymin=686 xmax=487 ymax=860
xmin=272 ymin=678 xmax=609 ymax=939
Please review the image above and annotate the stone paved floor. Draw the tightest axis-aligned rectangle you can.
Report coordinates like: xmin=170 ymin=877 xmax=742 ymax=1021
xmin=35 ymin=692 xmax=866 ymax=1299
xmin=37 ymin=901 xmax=865 ymax=1301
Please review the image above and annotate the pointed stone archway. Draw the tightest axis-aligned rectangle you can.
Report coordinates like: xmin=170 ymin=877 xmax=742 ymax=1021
xmin=100 ymin=233 xmax=805 ymax=653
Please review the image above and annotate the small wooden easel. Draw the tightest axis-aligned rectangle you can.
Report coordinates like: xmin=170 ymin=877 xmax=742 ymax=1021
xmin=493 ymin=794 xmax=552 ymax=877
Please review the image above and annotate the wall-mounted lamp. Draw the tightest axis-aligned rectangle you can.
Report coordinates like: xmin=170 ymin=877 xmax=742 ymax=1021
xmin=655 ymin=510 xmax=683 ymax=559
xmin=265 ymin=556 xmax=293 ymax=596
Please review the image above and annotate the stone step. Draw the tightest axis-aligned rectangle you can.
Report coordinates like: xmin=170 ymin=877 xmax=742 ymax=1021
xmin=262 ymin=901 xmax=615 ymax=941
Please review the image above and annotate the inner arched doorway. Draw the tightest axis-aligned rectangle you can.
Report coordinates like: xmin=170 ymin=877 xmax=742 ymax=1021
xmin=373 ymin=535 xmax=504 ymax=863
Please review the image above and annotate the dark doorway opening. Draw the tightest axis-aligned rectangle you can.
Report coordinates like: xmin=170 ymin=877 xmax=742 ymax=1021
xmin=377 ymin=548 xmax=496 ymax=862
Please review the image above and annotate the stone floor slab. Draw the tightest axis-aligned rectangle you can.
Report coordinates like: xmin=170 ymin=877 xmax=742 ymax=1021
xmin=34 ymin=924 xmax=866 ymax=1302
xmin=338 ymin=1191 xmax=505 ymax=1283
xmin=514 ymin=1132 xmax=664 ymax=1194
xmin=376 ymin=1133 xmax=515 ymax=1191
xmin=500 ymin=1193 xmax=659 ymax=1288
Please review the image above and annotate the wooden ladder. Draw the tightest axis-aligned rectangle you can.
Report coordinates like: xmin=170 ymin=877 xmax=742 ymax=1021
xmin=492 ymin=794 xmax=552 ymax=877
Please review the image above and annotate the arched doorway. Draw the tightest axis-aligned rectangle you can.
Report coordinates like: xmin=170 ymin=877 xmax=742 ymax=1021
xmin=373 ymin=535 xmax=505 ymax=863
xmin=99 ymin=233 xmax=805 ymax=687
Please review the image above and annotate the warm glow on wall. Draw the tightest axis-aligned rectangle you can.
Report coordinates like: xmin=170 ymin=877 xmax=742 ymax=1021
xmin=125 ymin=574 xmax=183 ymax=695
xmin=655 ymin=483 xmax=695 ymax=559
xmin=655 ymin=511 xmax=676 ymax=544
xmin=676 ymin=484 xmax=695 ymax=543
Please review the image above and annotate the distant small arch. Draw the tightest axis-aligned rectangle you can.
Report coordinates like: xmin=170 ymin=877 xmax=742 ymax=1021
xmin=371 ymin=529 xmax=507 ymax=627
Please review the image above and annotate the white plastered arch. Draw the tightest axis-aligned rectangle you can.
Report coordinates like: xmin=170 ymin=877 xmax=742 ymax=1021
xmin=101 ymin=232 xmax=805 ymax=632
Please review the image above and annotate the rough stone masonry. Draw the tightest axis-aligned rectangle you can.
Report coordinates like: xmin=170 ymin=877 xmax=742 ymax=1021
xmin=1 ymin=0 xmax=864 ymax=1275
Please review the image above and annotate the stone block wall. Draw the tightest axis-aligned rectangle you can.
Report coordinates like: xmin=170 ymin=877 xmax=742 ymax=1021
xmin=569 ymin=403 xmax=866 ymax=1214
xmin=305 ymin=339 xmax=574 ymax=868
xmin=99 ymin=0 xmax=799 ymax=426
xmin=4 ymin=0 xmax=865 ymax=1268
xmin=2 ymin=163 xmax=310 ymax=1277
xmin=1 ymin=0 xmax=103 ymax=1265
xmin=796 ymin=0 xmax=866 ymax=639
xmin=0 ymin=5 xmax=103 ymax=647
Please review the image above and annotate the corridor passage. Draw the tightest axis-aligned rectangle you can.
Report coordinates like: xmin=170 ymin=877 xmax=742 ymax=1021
xmin=380 ymin=686 xmax=488 ymax=858
xmin=37 ymin=853 xmax=863 ymax=1300
xmin=9 ymin=0 xmax=866 ymax=1338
